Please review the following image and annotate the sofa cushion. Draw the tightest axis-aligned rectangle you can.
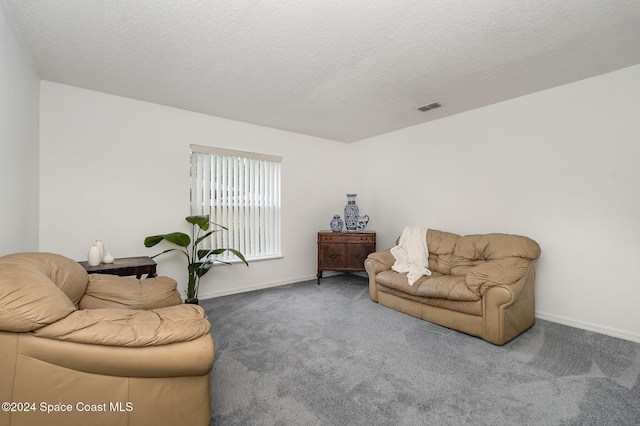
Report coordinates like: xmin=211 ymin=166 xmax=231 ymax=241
xmin=0 ymin=253 xmax=77 ymax=332
xmin=32 ymin=304 xmax=211 ymax=347
xmin=80 ymin=274 xmax=183 ymax=310
xmin=376 ymin=270 xmax=480 ymax=301
xmin=465 ymin=258 xmax=532 ymax=297
xmin=425 ymin=229 xmax=460 ymax=275
xmin=378 ymin=286 xmax=483 ymax=316
xmin=454 ymin=233 xmax=541 ymax=261
xmin=2 ymin=252 xmax=88 ymax=305
xmin=426 ymin=229 xmax=541 ymax=275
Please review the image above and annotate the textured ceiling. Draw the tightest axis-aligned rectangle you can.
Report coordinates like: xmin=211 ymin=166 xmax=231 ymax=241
xmin=4 ymin=0 xmax=640 ymax=142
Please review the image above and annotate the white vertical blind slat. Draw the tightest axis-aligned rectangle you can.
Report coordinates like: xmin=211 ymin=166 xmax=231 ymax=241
xmin=267 ymin=161 xmax=274 ymax=254
xmin=238 ymin=158 xmax=246 ymax=257
xmin=231 ymin=156 xmax=238 ymax=258
xmin=215 ymin=155 xmax=222 ymax=250
xmin=204 ymin=154 xmax=211 ymax=224
xmin=260 ymin=160 xmax=266 ymax=256
xmin=250 ymin=158 xmax=257 ymax=257
xmin=276 ymin=162 xmax=281 ymax=253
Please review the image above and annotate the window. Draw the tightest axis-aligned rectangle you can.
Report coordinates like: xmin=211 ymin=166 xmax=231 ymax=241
xmin=190 ymin=145 xmax=282 ymax=262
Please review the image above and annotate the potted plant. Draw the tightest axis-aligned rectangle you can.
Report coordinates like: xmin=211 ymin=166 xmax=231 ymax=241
xmin=144 ymin=215 xmax=248 ymax=304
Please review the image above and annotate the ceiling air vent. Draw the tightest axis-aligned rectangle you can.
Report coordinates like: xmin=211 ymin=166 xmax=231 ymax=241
xmin=417 ymin=102 xmax=442 ymax=112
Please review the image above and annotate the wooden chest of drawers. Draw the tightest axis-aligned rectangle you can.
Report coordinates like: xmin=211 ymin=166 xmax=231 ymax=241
xmin=317 ymin=231 xmax=376 ymax=283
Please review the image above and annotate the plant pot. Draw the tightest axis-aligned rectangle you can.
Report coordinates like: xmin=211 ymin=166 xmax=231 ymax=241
xmin=185 ymin=299 xmax=199 ymax=305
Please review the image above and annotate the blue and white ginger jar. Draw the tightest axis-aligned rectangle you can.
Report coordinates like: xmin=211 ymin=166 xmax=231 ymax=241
xmin=330 ymin=215 xmax=344 ymax=232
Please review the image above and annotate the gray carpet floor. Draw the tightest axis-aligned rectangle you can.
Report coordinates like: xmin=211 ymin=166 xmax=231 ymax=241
xmin=201 ymin=274 xmax=640 ymax=426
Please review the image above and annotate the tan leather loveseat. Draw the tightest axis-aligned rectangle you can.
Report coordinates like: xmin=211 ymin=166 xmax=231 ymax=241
xmin=365 ymin=229 xmax=541 ymax=345
xmin=0 ymin=253 xmax=214 ymax=426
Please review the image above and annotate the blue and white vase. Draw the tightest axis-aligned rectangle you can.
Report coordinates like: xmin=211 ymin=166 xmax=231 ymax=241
xmin=330 ymin=215 xmax=344 ymax=232
xmin=344 ymin=194 xmax=359 ymax=231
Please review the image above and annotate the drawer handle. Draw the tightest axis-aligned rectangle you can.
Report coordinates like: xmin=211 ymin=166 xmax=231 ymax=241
xmin=328 ymin=254 xmax=339 ymax=259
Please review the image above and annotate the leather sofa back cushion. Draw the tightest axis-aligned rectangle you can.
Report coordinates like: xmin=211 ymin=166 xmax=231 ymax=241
xmin=427 ymin=229 xmax=541 ymax=275
xmin=80 ymin=275 xmax=183 ymax=310
xmin=1 ymin=252 xmax=88 ymax=304
xmin=0 ymin=254 xmax=77 ymax=332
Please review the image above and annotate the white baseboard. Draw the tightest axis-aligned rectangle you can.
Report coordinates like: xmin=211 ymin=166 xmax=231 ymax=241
xmin=198 ymin=271 xmax=366 ymax=300
xmin=198 ymin=274 xmax=319 ymax=299
xmin=536 ymin=311 xmax=640 ymax=344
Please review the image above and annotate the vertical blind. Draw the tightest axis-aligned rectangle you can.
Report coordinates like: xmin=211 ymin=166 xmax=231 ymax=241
xmin=190 ymin=145 xmax=282 ymax=261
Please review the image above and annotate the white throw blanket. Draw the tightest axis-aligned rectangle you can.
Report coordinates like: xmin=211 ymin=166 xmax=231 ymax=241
xmin=391 ymin=226 xmax=432 ymax=286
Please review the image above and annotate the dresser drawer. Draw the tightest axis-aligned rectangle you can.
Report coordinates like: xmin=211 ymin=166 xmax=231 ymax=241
xmin=318 ymin=232 xmax=376 ymax=243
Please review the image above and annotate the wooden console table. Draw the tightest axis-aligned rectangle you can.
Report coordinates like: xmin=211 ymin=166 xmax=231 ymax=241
xmin=78 ymin=256 xmax=157 ymax=279
xmin=317 ymin=230 xmax=376 ymax=284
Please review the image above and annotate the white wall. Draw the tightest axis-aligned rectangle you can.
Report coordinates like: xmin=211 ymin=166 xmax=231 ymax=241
xmin=39 ymin=81 xmax=350 ymax=299
xmin=0 ymin=4 xmax=40 ymax=255
xmin=351 ymin=65 xmax=640 ymax=342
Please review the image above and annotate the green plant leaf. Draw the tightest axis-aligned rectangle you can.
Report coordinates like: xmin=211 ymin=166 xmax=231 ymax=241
xmin=144 ymin=232 xmax=190 ymax=247
xmin=211 ymin=222 xmax=229 ymax=231
xmin=161 ymin=232 xmax=191 ymax=247
xmin=144 ymin=235 xmax=164 ymax=247
xmin=196 ymin=262 xmax=214 ymax=277
xmin=188 ymin=262 xmax=202 ymax=273
xmin=197 ymin=248 xmax=249 ymax=265
xmin=193 ymin=222 xmax=229 ymax=246
xmin=227 ymin=248 xmax=249 ymax=265
xmin=150 ymin=248 xmax=184 ymax=259
xmin=186 ymin=215 xmax=210 ymax=231
xmin=194 ymin=229 xmax=218 ymax=247
xmin=198 ymin=248 xmax=225 ymax=259
xmin=197 ymin=249 xmax=211 ymax=259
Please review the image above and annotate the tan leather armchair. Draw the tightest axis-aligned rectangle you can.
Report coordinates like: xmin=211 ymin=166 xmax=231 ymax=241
xmin=0 ymin=253 xmax=214 ymax=426
xmin=365 ymin=229 xmax=541 ymax=345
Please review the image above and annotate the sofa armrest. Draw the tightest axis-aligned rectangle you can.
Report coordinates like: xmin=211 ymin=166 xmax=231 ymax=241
xmin=364 ymin=249 xmax=395 ymax=302
xmin=365 ymin=249 xmax=395 ymax=273
xmin=465 ymin=257 xmax=532 ymax=297
xmin=32 ymin=304 xmax=210 ymax=347
xmin=79 ymin=274 xmax=183 ymax=309
xmin=482 ymin=262 xmax=536 ymax=345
